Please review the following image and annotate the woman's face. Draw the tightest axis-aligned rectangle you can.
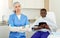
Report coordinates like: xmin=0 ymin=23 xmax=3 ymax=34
xmin=14 ymin=3 xmax=21 ymax=12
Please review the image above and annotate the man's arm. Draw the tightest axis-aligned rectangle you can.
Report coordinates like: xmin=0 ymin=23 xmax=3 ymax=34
xmin=45 ymin=25 xmax=50 ymax=30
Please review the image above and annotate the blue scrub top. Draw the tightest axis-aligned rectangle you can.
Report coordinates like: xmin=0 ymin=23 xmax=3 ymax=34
xmin=9 ymin=13 xmax=29 ymax=27
xmin=8 ymin=13 xmax=29 ymax=38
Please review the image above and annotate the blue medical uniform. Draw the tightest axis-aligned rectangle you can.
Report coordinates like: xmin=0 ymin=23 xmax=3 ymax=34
xmin=8 ymin=13 xmax=29 ymax=38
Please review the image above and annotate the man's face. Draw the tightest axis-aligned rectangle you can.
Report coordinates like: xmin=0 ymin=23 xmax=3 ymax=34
xmin=40 ymin=11 xmax=47 ymax=17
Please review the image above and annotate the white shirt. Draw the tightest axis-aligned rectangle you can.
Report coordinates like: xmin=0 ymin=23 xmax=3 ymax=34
xmin=30 ymin=17 xmax=57 ymax=33
xmin=17 ymin=14 xmax=21 ymax=20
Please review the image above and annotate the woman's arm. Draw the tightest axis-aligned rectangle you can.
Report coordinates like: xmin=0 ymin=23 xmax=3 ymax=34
xmin=9 ymin=25 xmax=20 ymax=32
xmin=8 ymin=15 xmax=20 ymax=32
xmin=9 ymin=25 xmax=26 ymax=32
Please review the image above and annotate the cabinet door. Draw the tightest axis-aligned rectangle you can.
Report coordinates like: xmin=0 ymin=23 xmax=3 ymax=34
xmin=13 ymin=0 xmax=44 ymax=8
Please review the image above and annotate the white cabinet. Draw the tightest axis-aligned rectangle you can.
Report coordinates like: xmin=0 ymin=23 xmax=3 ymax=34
xmin=13 ymin=0 xmax=44 ymax=9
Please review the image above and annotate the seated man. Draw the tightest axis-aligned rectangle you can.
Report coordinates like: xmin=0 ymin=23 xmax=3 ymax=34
xmin=31 ymin=8 xmax=57 ymax=38
xmin=32 ymin=22 xmax=50 ymax=38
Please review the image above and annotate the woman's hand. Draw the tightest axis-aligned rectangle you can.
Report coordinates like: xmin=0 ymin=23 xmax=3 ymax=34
xmin=9 ymin=26 xmax=20 ymax=32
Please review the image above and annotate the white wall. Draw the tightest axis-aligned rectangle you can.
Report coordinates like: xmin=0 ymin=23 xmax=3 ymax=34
xmin=49 ymin=0 xmax=60 ymax=27
xmin=22 ymin=9 xmax=40 ymax=19
xmin=13 ymin=0 xmax=44 ymax=8
xmin=0 ymin=0 xmax=9 ymax=21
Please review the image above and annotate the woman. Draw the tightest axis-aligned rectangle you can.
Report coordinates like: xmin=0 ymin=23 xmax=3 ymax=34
xmin=8 ymin=2 xmax=29 ymax=38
